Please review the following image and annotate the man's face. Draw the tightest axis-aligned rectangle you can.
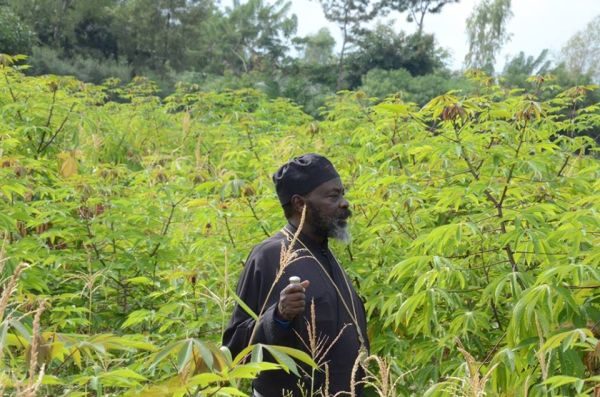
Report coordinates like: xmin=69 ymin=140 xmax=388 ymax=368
xmin=304 ymin=178 xmax=352 ymax=243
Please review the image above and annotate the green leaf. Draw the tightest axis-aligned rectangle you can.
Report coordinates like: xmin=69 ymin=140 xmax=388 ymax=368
xmin=263 ymin=345 xmax=299 ymax=376
xmin=177 ymin=339 xmax=194 ymax=373
xmin=41 ymin=375 xmax=64 ymax=385
xmin=186 ymin=373 xmax=225 ymax=387
xmin=227 ymin=362 xmax=280 ymax=379
xmin=229 ymin=288 xmax=258 ymax=321
xmin=232 ymin=344 xmax=256 ymax=367
xmin=194 ymin=339 xmax=214 ymax=370
xmin=542 ymin=328 xmax=593 ymax=353
xmin=121 ymin=309 xmax=153 ymax=329
xmin=99 ymin=368 xmax=146 ymax=381
xmin=126 ymin=276 xmax=154 ymax=285
xmin=10 ymin=319 xmax=31 ymax=343
xmin=149 ymin=341 xmax=182 ymax=371
xmin=266 ymin=345 xmax=318 ymax=369
xmin=543 ymin=375 xmax=584 ymax=392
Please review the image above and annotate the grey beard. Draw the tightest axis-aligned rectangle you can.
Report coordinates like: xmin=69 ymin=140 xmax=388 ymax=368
xmin=328 ymin=221 xmax=351 ymax=244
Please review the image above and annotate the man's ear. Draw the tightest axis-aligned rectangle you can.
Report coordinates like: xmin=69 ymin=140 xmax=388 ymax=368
xmin=290 ymin=195 xmax=306 ymax=215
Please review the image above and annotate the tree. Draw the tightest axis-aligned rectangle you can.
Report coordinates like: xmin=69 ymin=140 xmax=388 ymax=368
xmin=359 ymin=67 xmax=473 ymax=104
xmin=0 ymin=6 xmax=34 ymax=55
xmin=5 ymin=0 xmax=122 ymax=59
xmin=4 ymin=0 xmax=85 ymax=49
xmin=383 ymin=0 xmax=459 ymax=37
xmin=295 ymin=27 xmax=336 ymax=65
xmin=464 ymin=0 xmax=512 ymax=73
xmin=560 ymin=14 xmax=600 ymax=83
xmin=407 ymin=0 xmax=459 ymax=37
xmin=501 ymin=49 xmax=552 ymax=87
xmin=221 ymin=0 xmax=297 ymax=74
xmin=5 ymin=0 xmax=222 ymax=76
xmin=318 ymin=0 xmax=380 ymax=89
xmin=111 ymin=0 xmax=191 ymax=73
xmin=345 ymin=23 xmax=445 ymax=88
xmin=175 ymin=0 xmax=221 ymax=72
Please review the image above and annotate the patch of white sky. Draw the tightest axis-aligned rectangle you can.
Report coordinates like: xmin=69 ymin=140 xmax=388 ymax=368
xmin=286 ymin=0 xmax=600 ymax=71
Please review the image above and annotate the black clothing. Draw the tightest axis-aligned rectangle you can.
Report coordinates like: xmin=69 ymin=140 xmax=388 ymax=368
xmin=223 ymin=224 xmax=369 ymax=396
xmin=272 ymin=154 xmax=340 ymax=205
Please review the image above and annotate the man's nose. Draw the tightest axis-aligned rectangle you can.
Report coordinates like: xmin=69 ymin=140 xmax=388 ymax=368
xmin=340 ymin=197 xmax=350 ymax=209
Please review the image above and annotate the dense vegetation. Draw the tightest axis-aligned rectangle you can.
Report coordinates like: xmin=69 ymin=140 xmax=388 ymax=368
xmin=1 ymin=52 xmax=599 ymax=396
xmin=0 ymin=0 xmax=598 ymax=116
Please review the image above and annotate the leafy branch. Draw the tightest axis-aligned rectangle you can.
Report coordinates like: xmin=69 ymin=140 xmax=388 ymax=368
xmin=37 ymin=102 xmax=77 ymax=155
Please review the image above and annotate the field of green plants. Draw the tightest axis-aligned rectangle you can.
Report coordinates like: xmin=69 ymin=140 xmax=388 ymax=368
xmin=1 ymin=54 xmax=599 ymax=396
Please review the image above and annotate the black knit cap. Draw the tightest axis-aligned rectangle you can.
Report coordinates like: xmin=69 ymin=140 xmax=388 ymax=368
xmin=272 ymin=153 xmax=340 ymax=205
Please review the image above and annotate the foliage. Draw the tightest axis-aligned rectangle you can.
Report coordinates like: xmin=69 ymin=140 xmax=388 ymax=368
xmin=217 ymin=0 xmax=298 ymax=74
xmin=0 ymin=54 xmax=315 ymax=396
xmin=380 ymin=0 xmax=459 ymax=37
xmin=360 ymin=68 xmax=474 ymax=105
xmin=331 ymin=77 xmax=600 ymax=396
xmin=0 ymin=6 xmax=34 ymax=55
xmin=294 ymin=28 xmax=337 ymax=66
xmin=345 ymin=24 xmax=446 ymax=89
xmin=500 ymin=50 xmax=552 ymax=89
xmin=318 ymin=0 xmax=382 ymax=89
xmin=28 ymin=46 xmax=134 ymax=85
xmin=1 ymin=54 xmax=600 ymax=396
xmin=0 ymin=0 xmax=457 ymax=115
xmin=4 ymin=0 xmax=120 ymax=58
xmin=560 ymin=14 xmax=600 ymax=84
xmin=465 ymin=0 xmax=513 ymax=73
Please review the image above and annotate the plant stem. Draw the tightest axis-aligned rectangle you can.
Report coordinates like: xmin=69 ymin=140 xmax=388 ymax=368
xmin=223 ymin=215 xmax=236 ymax=248
xmin=245 ymin=197 xmax=269 ymax=237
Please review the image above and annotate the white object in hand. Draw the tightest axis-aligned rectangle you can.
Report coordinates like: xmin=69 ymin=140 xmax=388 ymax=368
xmin=288 ymin=276 xmax=301 ymax=285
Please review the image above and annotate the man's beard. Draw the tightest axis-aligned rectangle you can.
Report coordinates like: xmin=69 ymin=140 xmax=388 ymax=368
xmin=306 ymin=202 xmax=352 ymax=244
xmin=329 ymin=218 xmax=352 ymax=244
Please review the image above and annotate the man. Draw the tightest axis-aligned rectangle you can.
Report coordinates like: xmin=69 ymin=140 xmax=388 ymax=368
xmin=223 ymin=154 xmax=369 ymax=396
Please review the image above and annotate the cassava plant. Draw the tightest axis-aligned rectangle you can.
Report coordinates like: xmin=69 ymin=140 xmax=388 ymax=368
xmin=0 ymin=52 xmax=598 ymax=396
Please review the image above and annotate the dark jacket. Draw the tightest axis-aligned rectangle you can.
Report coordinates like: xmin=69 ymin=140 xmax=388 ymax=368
xmin=223 ymin=224 xmax=369 ymax=396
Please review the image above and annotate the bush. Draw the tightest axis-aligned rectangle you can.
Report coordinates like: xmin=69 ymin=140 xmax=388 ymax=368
xmin=28 ymin=46 xmax=133 ymax=84
xmin=360 ymin=68 xmax=475 ymax=104
xmin=1 ymin=59 xmax=599 ymax=396
xmin=0 ymin=7 xmax=35 ymax=55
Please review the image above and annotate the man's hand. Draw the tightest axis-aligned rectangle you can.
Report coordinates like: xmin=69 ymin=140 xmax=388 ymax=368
xmin=277 ymin=280 xmax=310 ymax=322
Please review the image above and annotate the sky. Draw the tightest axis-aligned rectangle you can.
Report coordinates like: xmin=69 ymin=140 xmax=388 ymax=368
xmin=288 ymin=0 xmax=600 ymax=71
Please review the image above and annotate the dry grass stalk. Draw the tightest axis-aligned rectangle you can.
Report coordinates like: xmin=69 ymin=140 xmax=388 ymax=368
xmin=348 ymin=347 xmax=368 ymax=397
xmin=16 ymin=300 xmax=48 ymax=397
xmin=276 ymin=205 xmax=308 ymax=282
xmin=453 ymin=338 xmax=498 ymax=397
xmin=0 ymin=258 xmax=46 ymax=397
xmin=297 ymin=299 xmax=350 ymax=366
xmin=346 ymin=354 xmax=409 ymax=397
xmin=15 ymin=364 xmax=45 ymax=397
xmin=307 ymin=299 xmax=318 ymax=357
xmin=317 ymin=323 xmax=349 ymax=366
xmin=367 ymin=356 xmax=393 ymax=396
xmin=28 ymin=300 xmax=46 ymax=386
xmin=248 ymin=206 xmax=308 ymax=345
xmin=0 ymin=262 xmax=29 ymax=323
xmin=323 ymin=362 xmax=330 ymax=397
xmin=293 ymin=299 xmax=351 ymax=396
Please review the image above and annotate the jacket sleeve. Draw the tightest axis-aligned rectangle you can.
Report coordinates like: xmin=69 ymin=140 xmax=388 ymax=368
xmin=222 ymin=244 xmax=297 ymax=359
